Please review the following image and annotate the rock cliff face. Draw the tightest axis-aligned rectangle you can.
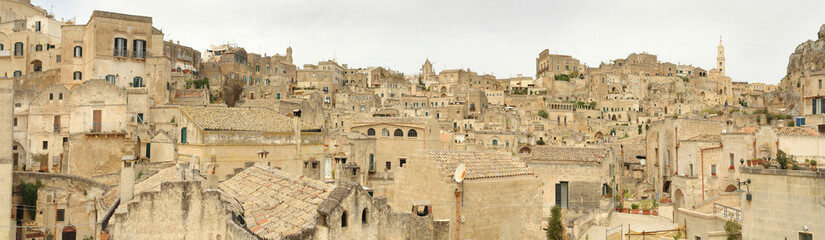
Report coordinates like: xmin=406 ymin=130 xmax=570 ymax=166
xmin=786 ymin=24 xmax=825 ymax=77
xmin=779 ymin=24 xmax=825 ymax=111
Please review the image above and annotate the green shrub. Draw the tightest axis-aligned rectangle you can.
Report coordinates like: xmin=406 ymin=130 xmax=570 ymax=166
xmin=538 ymin=110 xmax=549 ymax=119
xmin=631 ymin=203 xmax=639 ymax=210
xmin=536 ymin=139 xmax=546 ymax=145
xmin=724 ymin=220 xmax=741 ymax=240
xmin=546 ymin=205 xmax=564 ymax=240
xmin=554 ymin=74 xmax=570 ymax=81
xmin=21 ymin=180 xmax=43 ymax=220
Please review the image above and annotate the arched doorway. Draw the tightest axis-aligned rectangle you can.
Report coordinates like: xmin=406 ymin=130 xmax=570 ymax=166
xmin=30 ymin=60 xmax=42 ymax=72
xmin=594 ymin=132 xmax=603 ymax=140
xmin=724 ymin=185 xmax=738 ymax=192
xmin=518 ymin=146 xmax=532 ymax=154
xmin=673 ymin=189 xmax=684 ymax=209
xmin=12 ymin=141 xmax=25 ymax=171
xmin=611 ymin=115 xmax=617 ymax=121
xmin=62 ymin=225 xmax=77 ymax=240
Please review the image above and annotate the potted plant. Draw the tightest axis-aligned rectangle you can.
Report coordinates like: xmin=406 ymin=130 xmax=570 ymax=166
xmin=616 ymin=202 xmax=623 ymax=212
xmin=729 ymin=165 xmax=735 ymax=170
xmin=652 ymin=201 xmax=659 ymax=215
xmin=631 ymin=203 xmax=640 ymax=214
xmin=762 ymin=159 xmax=770 ymax=169
xmin=746 ymin=159 xmax=752 ymax=166
xmin=811 ymin=160 xmax=817 ymax=171
xmin=641 ymin=201 xmax=651 ymax=215
xmin=712 ymin=172 xmax=717 ymax=177
xmin=622 ymin=207 xmax=629 ymax=213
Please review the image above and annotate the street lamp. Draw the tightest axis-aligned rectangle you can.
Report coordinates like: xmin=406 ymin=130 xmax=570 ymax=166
xmin=735 ymin=178 xmax=752 ymax=201
xmin=258 ymin=149 xmax=270 ymax=166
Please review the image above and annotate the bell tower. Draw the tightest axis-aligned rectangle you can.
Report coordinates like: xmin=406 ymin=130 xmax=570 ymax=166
xmin=717 ymin=37 xmax=725 ymax=76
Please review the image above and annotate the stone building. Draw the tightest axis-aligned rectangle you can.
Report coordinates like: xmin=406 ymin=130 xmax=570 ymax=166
xmin=0 ymin=0 xmax=65 ymax=79
xmin=739 ymin=167 xmax=824 ymax=240
xmin=348 ymin=116 xmax=441 ymax=182
xmin=392 ymin=150 xmax=543 ymax=240
xmin=524 ymin=146 xmax=612 ymax=213
xmin=176 ymin=106 xmax=324 ymax=179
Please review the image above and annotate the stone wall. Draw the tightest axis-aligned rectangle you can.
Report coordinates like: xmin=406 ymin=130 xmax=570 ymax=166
xmin=740 ymin=167 xmax=825 ymax=240
xmin=66 ymin=134 xmax=129 ymax=178
xmin=528 ymin=161 xmax=606 ymax=214
xmin=109 ymin=181 xmax=253 ymax=240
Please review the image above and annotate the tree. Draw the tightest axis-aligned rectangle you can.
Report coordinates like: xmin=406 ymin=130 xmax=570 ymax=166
xmin=20 ymin=180 xmax=43 ymax=220
xmin=546 ymin=205 xmax=564 ymax=240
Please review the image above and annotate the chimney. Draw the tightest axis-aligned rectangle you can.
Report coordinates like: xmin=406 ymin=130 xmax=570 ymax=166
xmin=206 ymin=155 xmax=218 ymax=189
xmin=120 ymin=155 xmax=136 ymax=202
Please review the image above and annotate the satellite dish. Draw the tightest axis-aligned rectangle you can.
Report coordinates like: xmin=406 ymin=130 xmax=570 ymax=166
xmin=454 ymin=164 xmax=466 ymax=183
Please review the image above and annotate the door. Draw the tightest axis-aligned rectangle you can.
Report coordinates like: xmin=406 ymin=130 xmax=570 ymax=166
xmin=53 ymin=115 xmax=60 ymax=132
xmin=180 ymin=127 xmax=187 ymax=143
xmin=555 ymin=182 xmax=569 ymax=209
xmin=92 ymin=110 xmax=102 ymax=133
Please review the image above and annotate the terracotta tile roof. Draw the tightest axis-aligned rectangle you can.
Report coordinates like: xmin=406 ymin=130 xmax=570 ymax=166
xmin=429 ymin=150 xmax=534 ymax=180
xmin=776 ymin=127 xmax=818 ymax=136
xmin=688 ymin=134 xmax=722 ymax=142
xmin=181 ymin=106 xmax=317 ymax=132
xmin=220 ymin=165 xmax=331 ymax=239
xmin=102 ymin=166 xmax=185 ymax=208
xmin=735 ymin=126 xmax=758 ymax=134
xmin=529 ymin=146 xmax=609 ymax=163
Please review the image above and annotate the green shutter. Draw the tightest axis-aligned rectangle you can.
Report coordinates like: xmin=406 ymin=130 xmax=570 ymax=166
xmin=181 ymin=127 xmax=187 ymax=143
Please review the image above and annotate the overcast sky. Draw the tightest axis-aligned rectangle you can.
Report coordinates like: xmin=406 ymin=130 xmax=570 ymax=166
xmin=35 ymin=0 xmax=825 ymax=84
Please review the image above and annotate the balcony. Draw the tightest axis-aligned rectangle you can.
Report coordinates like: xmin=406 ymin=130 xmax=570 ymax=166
xmin=133 ymin=50 xmax=146 ymax=59
xmin=113 ymin=49 xmax=128 ymax=58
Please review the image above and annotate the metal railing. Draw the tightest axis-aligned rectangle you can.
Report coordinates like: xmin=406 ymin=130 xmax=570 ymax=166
xmin=713 ymin=203 xmax=741 ymax=222
xmin=133 ymin=50 xmax=146 ymax=59
xmin=113 ymin=48 xmax=128 ymax=57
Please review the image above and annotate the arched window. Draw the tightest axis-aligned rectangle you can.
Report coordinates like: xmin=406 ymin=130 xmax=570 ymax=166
xmin=492 ymin=139 xmax=499 ymax=146
xmin=35 ymin=45 xmax=42 ymax=51
xmin=382 ymin=129 xmax=389 ymax=137
xmin=361 ymin=208 xmax=368 ymax=224
xmin=74 ymin=46 xmax=83 ymax=57
xmin=0 ymin=43 xmax=4 ymax=50
xmin=13 ymin=71 xmax=22 ymax=77
xmin=72 ymin=71 xmax=82 ymax=80
xmin=367 ymin=128 xmax=376 ymax=136
xmin=407 ymin=129 xmax=417 ymax=137
xmin=341 ymin=211 xmax=348 ymax=227
xmin=394 ymin=129 xmax=403 ymax=137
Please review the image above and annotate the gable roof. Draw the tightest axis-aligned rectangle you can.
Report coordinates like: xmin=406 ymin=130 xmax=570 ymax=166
xmin=429 ymin=150 xmax=534 ymax=180
xmin=181 ymin=106 xmax=317 ymax=132
xmin=220 ymin=165 xmax=331 ymax=239
xmin=529 ymin=146 xmax=609 ymax=163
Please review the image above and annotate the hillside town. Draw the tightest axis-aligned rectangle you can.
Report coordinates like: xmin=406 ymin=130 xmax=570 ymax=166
xmin=0 ymin=0 xmax=823 ymax=239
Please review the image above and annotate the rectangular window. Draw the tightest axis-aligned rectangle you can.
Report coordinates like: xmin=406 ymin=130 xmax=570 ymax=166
xmin=385 ymin=161 xmax=391 ymax=170
xmin=799 ymin=232 xmax=812 ymax=240
xmin=399 ymin=159 xmax=406 ymax=168
xmin=105 ymin=75 xmax=116 ymax=84
xmin=74 ymin=46 xmax=82 ymax=57
xmin=133 ymin=39 xmax=146 ymax=58
xmin=58 ymin=93 xmax=63 ymax=100
xmin=730 ymin=153 xmax=735 ymax=167
xmin=711 ymin=165 xmax=716 ymax=175
xmin=42 ymin=141 xmax=48 ymax=150
xmin=73 ymin=71 xmax=82 ymax=80
xmin=181 ymin=127 xmax=187 ymax=143
xmin=34 ymin=21 xmax=41 ymax=32
xmin=56 ymin=209 xmax=65 ymax=222
xmin=13 ymin=118 xmax=17 ymax=127
xmin=114 ymin=38 xmax=127 ymax=57
xmin=137 ymin=113 xmax=144 ymax=123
